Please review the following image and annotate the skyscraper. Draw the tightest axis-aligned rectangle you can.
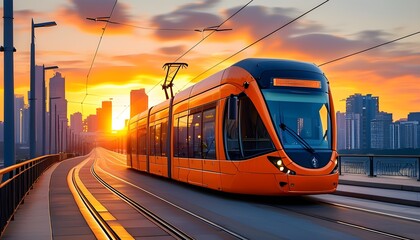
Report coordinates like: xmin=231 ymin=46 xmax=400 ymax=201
xmin=371 ymin=112 xmax=392 ymax=149
xmin=86 ymin=114 xmax=98 ymax=132
xmin=408 ymin=112 xmax=420 ymax=148
xmin=336 ymin=111 xmax=346 ymax=150
xmin=14 ymin=95 xmax=25 ymax=144
xmin=345 ymin=113 xmax=361 ymax=149
xmin=70 ymin=112 xmax=83 ymax=134
xmin=49 ymin=72 xmax=67 ymax=153
xmin=130 ymin=88 xmax=148 ymax=118
xmin=346 ymin=94 xmax=379 ymax=149
xmin=97 ymin=101 xmax=112 ymax=133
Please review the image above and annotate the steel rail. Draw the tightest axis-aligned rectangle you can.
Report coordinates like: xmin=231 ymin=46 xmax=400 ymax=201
xmin=90 ymin=161 xmax=193 ymax=240
xmin=69 ymin=168 xmax=119 ymax=240
xmin=273 ymin=203 xmax=413 ymax=240
xmin=92 ymin=156 xmax=248 ymax=240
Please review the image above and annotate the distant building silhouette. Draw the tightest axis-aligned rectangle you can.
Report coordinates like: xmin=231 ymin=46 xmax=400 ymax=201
xmin=85 ymin=114 xmax=98 ymax=132
xmin=408 ymin=112 xmax=420 ymax=148
xmin=391 ymin=120 xmax=418 ymax=149
xmin=371 ymin=112 xmax=392 ymax=149
xmin=345 ymin=113 xmax=361 ymax=149
xmin=130 ymin=88 xmax=148 ymax=118
xmin=336 ymin=111 xmax=346 ymax=150
xmin=70 ymin=112 xmax=83 ymax=134
xmin=14 ymin=95 xmax=25 ymax=144
xmin=49 ymin=72 xmax=67 ymax=153
xmin=346 ymin=93 xmax=379 ymax=149
xmin=337 ymin=94 xmax=419 ymax=150
xmin=97 ymin=101 xmax=112 ymax=133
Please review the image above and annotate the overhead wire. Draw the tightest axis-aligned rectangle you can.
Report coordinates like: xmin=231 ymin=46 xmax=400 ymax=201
xmin=81 ymin=0 xmax=118 ymax=113
xmin=111 ymin=0 xmax=255 ymax=125
xmin=146 ymin=0 xmax=254 ymax=95
xmin=318 ymin=30 xmax=420 ymax=67
xmin=88 ymin=18 xmax=198 ymax=32
xmin=177 ymin=0 xmax=330 ymax=91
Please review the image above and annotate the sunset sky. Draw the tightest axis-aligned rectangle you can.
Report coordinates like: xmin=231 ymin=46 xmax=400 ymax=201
xmin=1 ymin=0 xmax=419 ymax=130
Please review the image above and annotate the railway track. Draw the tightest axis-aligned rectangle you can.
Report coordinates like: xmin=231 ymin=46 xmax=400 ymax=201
xmin=91 ymin=158 xmax=248 ymax=240
xmin=73 ymin=148 xmax=420 ymax=239
xmin=90 ymin=163 xmax=193 ymax=240
xmin=268 ymin=197 xmax=417 ymax=240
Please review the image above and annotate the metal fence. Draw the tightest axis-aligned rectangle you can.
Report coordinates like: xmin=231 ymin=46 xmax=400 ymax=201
xmin=0 ymin=153 xmax=73 ymax=236
xmin=338 ymin=154 xmax=420 ymax=181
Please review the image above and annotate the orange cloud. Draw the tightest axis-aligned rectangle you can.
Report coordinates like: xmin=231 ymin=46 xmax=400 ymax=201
xmin=55 ymin=0 xmax=134 ymax=35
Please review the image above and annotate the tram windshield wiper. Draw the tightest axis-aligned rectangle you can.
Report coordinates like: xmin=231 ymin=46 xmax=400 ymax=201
xmin=280 ymin=123 xmax=315 ymax=154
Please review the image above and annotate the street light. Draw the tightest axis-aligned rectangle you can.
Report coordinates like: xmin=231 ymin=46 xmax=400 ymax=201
xmin=42 ymin=65 xmax=58 ymax=155
xmin=30 ymin=19 xmax=57 ymax=159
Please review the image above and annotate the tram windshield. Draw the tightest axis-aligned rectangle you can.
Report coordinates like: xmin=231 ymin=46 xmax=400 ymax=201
xmin=263 ymin=90 xmax=331 ymax=151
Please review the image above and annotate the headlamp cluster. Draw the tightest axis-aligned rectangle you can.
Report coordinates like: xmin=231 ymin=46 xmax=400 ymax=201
xmin=268 ymin=156 xmax=296 ymax=175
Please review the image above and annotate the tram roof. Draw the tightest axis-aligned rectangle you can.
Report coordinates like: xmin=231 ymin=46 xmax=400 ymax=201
xmin=233 ymin=58 xmax=323 ymax=80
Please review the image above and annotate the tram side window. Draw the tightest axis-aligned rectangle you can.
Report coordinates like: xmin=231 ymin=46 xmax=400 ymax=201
xmin=225 ymin=107 xmax=241 ymax=160
xmin=130 ymin=130 xmax=137 ymax=158
xmin=149 ymin=125 xmax=155 ymax=156
xmin=140 ymin=127 xmax=147 ymax=155
xmin=202 ymin=109 xmax=216 ymax=159
xmin=224 ymin=96 xmax=274 ymax=160
xmin=161 ymin=121 xmax=168 ymax=156
xmin=177 ymin=116 xmax=188 ymax=157
xmin=189 ymin=112 xmax=202 ymax=158
xmin=155 ymin=123 xmax=162 ymax=156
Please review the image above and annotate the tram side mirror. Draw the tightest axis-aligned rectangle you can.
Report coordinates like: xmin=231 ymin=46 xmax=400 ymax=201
xmin=228 ymin=95 xmax=238 ymax=120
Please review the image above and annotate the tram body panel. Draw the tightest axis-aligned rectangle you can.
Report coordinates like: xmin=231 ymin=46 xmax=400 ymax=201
xmin=127 ymin=58 xmax=339 ymax=196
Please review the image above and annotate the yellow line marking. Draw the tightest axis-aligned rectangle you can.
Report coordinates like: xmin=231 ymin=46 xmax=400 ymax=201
xmin=67 ymin=155 xmax=134 ymax=240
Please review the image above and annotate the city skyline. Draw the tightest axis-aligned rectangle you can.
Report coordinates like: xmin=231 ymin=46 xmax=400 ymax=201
xmin=337 ymin=93 xmax=420 ymax=151
xmin=1 ymin=0 xmax=419 ymax=130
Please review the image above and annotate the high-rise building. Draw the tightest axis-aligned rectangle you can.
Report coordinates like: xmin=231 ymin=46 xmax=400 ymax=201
xmin=345 ymin=113 xmax=361 ymax=149
xmin=408 ymin=112 xmax=420 ymax=148
xmin=346 ymin=94 xmax=379 ymax=149
xmin=336 ymin=111 xmax=346 ymax=150
xmin=70 ymin=112 xmax=83 ymax=134
xmin=86 ymin=114 xmax=98 ymax=132
xmin=97 ymin=101 xmax=112 ymax=133
xmin=390 ymin=120 xmax=419 ymax=149
xmin=399 ymin=121 xmax=418 ymax=149
xmin=371 ymin=112 xmax=392 ymax=149
xmin=49 ymin=72 xmax=67 ymax=153
xmin=22 ymin=103 xmax=30 ymax=145
xmin=130 ymin=88 xmax=148 ymax=118
xmin=14 ymin=95 xmax=25 ymax=144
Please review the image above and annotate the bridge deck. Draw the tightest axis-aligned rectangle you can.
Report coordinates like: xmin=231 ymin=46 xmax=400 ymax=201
xmin=2 ymin=155 xmax=420 ymax=239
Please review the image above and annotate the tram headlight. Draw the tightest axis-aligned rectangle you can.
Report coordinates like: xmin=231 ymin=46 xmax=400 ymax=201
xmin=331 ymin=156 xmax=339 ymax=174
xmin=267 ymin=156 xmax=296 ymax=175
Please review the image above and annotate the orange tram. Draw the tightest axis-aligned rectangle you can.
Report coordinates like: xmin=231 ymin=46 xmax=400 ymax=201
xmin=127 ymin=58 xmax=339 ymax=195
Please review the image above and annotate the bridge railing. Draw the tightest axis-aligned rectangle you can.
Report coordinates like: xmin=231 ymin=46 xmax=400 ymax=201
xmin=0 ymin=153 xmax=73 ymax=236
xmin=338 ymin=154 xmax=420 ymax=181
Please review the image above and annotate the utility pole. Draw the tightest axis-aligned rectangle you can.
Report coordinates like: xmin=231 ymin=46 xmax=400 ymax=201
xmin=2 ymin=0 xmax=16 ymax=168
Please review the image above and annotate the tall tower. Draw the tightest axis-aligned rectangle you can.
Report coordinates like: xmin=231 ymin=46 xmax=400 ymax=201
xmin=70 ymin=112 xmax=83 ymax=134
xmin=346 ymin=94 xmax=379 ymax=149
xmin=336 ymin=111 xmax=346 ymax=150
xmin=49 ymin=72 xmax=67 ymax=153
xmin=371 ymin=112 xmax=392 ymax=149
xmin=97 ymin=101 xmax=112 ymax=133
xmin=130 ymin=88 xmax=148 ymax=118
xmin=14 ymin=95 xmax=25 ymax=144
